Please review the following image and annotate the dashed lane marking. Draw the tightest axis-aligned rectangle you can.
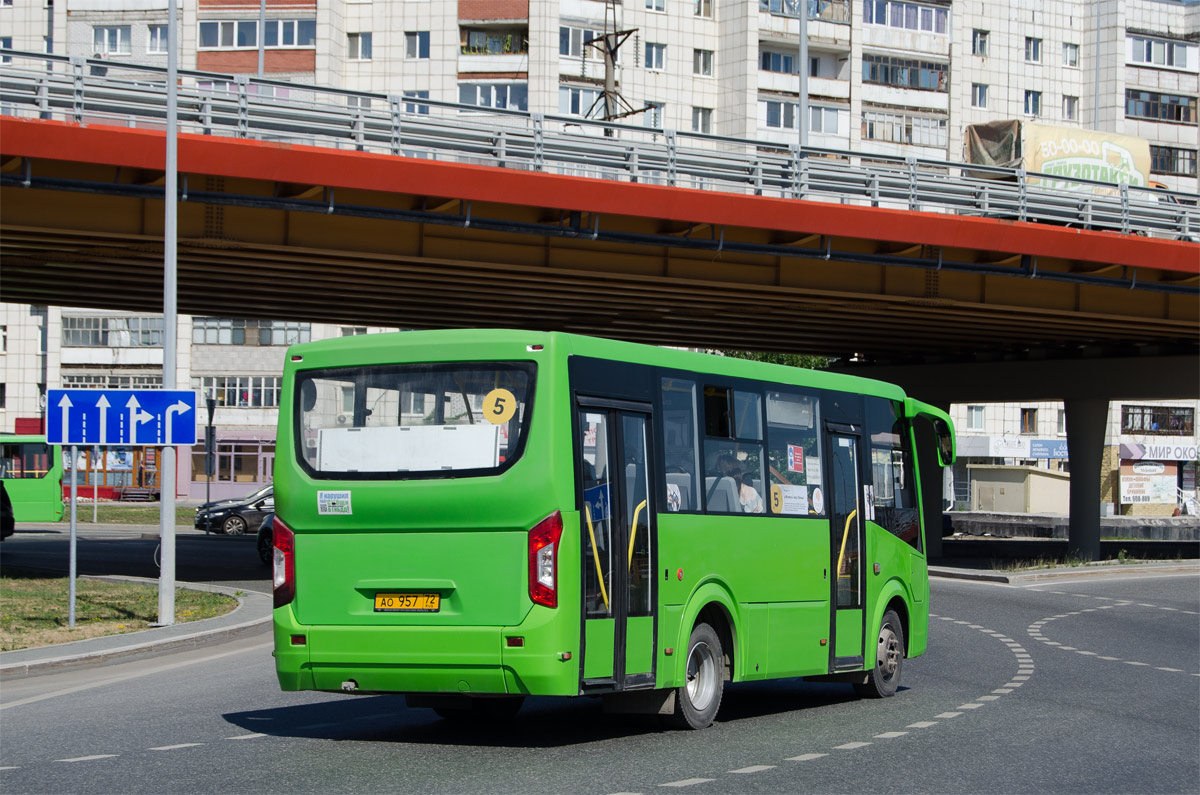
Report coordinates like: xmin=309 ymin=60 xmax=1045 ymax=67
xmin=1027 ymin=598 xmax=1197 ymax=674
xmin=729 ymin=765 xmax=776 ymax=774
xmin=786 ymin=753 xmax=828 ymax=762
xmin=659 ymin=779 xmax=715 ymax=788
xmin=0 ymin=767 xmax=20 ymax=771
xmin=834 ymin=742 xmax=872 ymax=750
xmin=225 ymin=733 xmax=267 ymax=740
xmin=148 ymin=743 xmax=204 ymax=751
xmin=55 ymin=755 xmax=118 ymax=763
xmin=874 ymin=731 xmax=908 ymax=739
xmin=907 ymin=721 xmax=938 ymax=729
xmin=934 ymin=712 xmax=963 ymax=719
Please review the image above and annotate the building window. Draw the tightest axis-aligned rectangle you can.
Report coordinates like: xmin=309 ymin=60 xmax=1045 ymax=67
xmin=264 ymin=19 xmax=316 ymax=48
xmin=405 ymin=31 xmax=430 ymax=59
xmin=861 ymin=54 xmax=948 ymax=92
xmin=861 ymin=109 xmax=948 ymax=147
xmin=1057 ymin=409 xmax=1066 ymax=436
xmin=693 ymin=48 xmax=713 ymax=76
xmin=192 ymin=318 xmax=310 ymax=346
xmin=347 ymin=32 xmax=372 ymax=60
xmin=1062 ymin=42 xmax=1079 ymax=67
xmin=559 ymin=84 xmax=603 ymax=117
xmin=695 ymin=0 xmax=713 ymax=17
xmin=809 ymin=105 xmax=840 ymax=134
xmin=458 ymin=82 xmax=528 ymax=111
xmin=646 ymin=0 xmax=665 ymax=11
xmin=0 ymin=37 xmax=11 ymax=64
xmin=403 ymin=90 xmax=430 ymax=115
xmin=644 ymin=101 xmax=664 ymax=128
xmin=0 ymin=383 xmax=5 ymax=409
xmin=863 ymin=0 xmax=948 ymax=34
xmin=971 ymin=29 xmax=988 ymax=57
xmin=63 ymin=373 xmax=163 ymax=389
xmin=1063 ymin=95 xmax=1078 ymax=121
xmin=760 ymin=50 xmax=795 ymax=75
xmin=691 ymin=106 xmax=712 ymax=133
xmin=1024 ymin=90 xmax=1041 ymax=116
xmin=93 ymin=26 xmax=132 ymax=56
xmin=340 ymin=327 xmax=368 ymax=336
xmin=193 ymin=376 xmax=283 ymax=408
xmin=645 ymin=42 xmax=666 ymax=71
xmin=1024 ymin=37 xmax=1041 ymax=63
xmin=462 ymin=27 xmax=526 ymax=54
xmin=148 ymin=25 xmax=168 ymax=54
xmin=967 ymin=405 xmax=985 ymax=430
xmin=1125 ymin=89 xmax=1196 ymax=124
xmin=0 ymin=325 xmax=6 ymax=352
xmin=1020 ymin=408 xmax=1038 ymax=434
xmin=559 ymin=26 xmax=605 ymax=60
xmin=1129 ymin=35 xmax=1189 ymax=69
xmin=1121 ymin=405 xmax=1195 ymax=435
xmin=764 ymin=99 xmax=797 ymax=130
xmin=63 ymin=316 xmax=164 ymax=347
xmin=971 ymin=83 xmax=988 ymax=109
xmin=200 ymin=19 xmax=314 ymax=50
xmin=1150 ymin=145 xmax=1198 ymax=177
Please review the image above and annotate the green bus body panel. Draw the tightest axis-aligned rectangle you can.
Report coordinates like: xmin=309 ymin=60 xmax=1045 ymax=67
xmin=272 ymin=329 xmax=934 ymax=698
xmin=1 ymin=436 xmax=64 ymax=523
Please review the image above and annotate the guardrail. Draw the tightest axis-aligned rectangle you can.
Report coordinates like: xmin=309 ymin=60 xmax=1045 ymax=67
xmin=1 ymin=49 xmax=1197 ymax=241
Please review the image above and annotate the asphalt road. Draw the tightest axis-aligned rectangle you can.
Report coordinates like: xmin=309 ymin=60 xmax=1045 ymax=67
xmin=1 ymin=533 xmax=1197 ymax=794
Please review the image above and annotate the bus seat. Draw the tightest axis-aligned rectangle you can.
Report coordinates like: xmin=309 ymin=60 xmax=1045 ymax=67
xmin=704 ymin=476 xmax=739 ymax=513
xmin=665 ymin=472 xmax=692 ymax=511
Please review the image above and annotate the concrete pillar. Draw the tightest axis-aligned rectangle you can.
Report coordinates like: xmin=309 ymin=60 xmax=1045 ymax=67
xmin=1065 ymin=398 xmax=1109 ymax=561
xmin=913 ymin=405 xmax=948 ymax=561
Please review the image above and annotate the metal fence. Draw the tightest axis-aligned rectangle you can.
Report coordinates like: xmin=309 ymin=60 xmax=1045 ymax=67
xmin=1 ymin=49 xmax=1197 ymax=240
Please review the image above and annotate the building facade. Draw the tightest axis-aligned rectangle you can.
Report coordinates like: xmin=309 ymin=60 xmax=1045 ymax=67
xmin=1 ymin=0 xmax=1196 ymax=191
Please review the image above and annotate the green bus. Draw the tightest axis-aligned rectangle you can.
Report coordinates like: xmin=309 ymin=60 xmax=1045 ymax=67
xmin=272 ymin=330 xmax=954 ymax=728
xmin=0 ymin=434 xmax=65 ymax=523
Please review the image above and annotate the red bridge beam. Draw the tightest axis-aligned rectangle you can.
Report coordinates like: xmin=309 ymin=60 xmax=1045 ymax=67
xmin=2 ymin=117 xmax=1196 ymax=275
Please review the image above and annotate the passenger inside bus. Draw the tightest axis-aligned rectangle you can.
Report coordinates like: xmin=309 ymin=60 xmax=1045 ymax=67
xmin=711 ymin=454 xmax=764 ymax=514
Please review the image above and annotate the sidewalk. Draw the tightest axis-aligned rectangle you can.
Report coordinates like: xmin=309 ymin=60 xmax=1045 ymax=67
xmin=0 ymin=577 xmax=273 ymax=679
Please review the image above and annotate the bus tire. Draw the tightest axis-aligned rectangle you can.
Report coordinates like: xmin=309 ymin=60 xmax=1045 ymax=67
xmin=667 ymin=622 xmax=723 ymax=730
xmin=855 ymin=609 xmax=904 ymax=699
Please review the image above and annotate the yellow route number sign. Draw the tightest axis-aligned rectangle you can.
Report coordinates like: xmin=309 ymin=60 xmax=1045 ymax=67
xmin=770 ymin=484 xmax=784 ymax=514
xmin=482 ymin=388 xmax=518 ymax=425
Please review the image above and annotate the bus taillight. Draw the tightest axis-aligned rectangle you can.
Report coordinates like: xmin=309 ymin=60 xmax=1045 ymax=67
xmin=528 ymin=511 xmax=563 ymax=608
xmin=273 ymin=517 xmax=296 ymax=609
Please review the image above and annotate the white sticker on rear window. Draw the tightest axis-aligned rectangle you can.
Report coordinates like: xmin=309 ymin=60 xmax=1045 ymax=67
xmin=318 ymin=490 xmax=352 ymax=515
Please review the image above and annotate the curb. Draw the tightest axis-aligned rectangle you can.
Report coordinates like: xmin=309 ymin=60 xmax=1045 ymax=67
xmin=0 ymin=578 xmax=272 ymax=680
xmin=928 ymin=567 xmax=1011 ymax=584
xmin=928 ymin=561 xmax=1199 ymax=585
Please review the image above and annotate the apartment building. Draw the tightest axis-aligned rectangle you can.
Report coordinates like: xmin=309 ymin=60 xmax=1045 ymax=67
xmin=1 ymin=0 xmax=1195 ymax=190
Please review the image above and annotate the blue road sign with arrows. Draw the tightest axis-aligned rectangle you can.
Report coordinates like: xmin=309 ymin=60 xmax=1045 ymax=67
xmin=47 ymin=390 xmax=198 ymax=447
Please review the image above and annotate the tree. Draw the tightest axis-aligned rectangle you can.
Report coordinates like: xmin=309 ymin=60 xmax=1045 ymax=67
xmin=712 ymin=349 xmax=831 ymax=370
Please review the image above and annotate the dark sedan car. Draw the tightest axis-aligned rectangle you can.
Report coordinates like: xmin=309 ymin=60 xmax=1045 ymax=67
xmin=194 ymin=484 xmax=273 ymax=535
xmin=256 ymin=512 xmax=273 ymax=566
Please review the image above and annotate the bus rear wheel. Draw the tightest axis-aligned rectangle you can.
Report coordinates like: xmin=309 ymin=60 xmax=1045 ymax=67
xmin=855 ymin=609 xmax=904 ymax=699
xmin=667 ymin=622 xmax=723 ymax=730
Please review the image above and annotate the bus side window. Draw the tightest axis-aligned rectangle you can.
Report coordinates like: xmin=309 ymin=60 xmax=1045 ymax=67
xmin=765 ymin=389 xmax=823 ymax=517
xmin=866 ymin=397 xmax=920 ymax=551
xmin=661 ymin=377 xmax=700 ymax=512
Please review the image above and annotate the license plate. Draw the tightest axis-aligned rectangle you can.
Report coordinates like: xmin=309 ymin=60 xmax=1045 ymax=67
xmin=374 ymin=593 xmax=440 ymax=612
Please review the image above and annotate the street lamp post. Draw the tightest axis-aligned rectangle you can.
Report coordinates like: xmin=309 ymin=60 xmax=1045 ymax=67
xmin=797 ymin=0 xmax=808 ymax=150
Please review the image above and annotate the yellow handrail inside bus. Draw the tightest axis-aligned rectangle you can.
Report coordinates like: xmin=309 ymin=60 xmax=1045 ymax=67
xmin=584 ymin=504 xmax=610 ymax=612
xmin=628 ymin=499 xmax=647 ymax=571
xmin=836 ymin=508 xmax=858 ymax=577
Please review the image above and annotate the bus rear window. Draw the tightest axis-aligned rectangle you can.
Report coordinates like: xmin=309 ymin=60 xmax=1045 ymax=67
xmin=295 ymin=362 xmax=535 ymax=479
xmin=0 ymin=443 xmax=53 ymax=479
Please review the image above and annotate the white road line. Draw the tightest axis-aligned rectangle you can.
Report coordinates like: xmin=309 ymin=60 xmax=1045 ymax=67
xmin=225 ymin=733 xmax=267 ymax=740
xmin=1156 ymin=667 xmax=1183 ymax=672
xmin=934 ymin=712 xmax=962 ymax=718
xmin=1124 ymin=661 xmax=1150 ymax=667
xmin=786 ymin=753 xmax=828 ymax=762
xmin=659 ymin=778 xmax=714 ymax=787
xmin=729 ymin=765 xmax=775 ymax=774
xmin=907 ymin=721 xmax=938 ymax=728
xmin=1 ymin=641 xmax=274 ymax=711
xmin=0 ymin=766 xmax=20 ymax=771
xmin=834 ymin=742 xmax=871 ymax=750
xmin=976 ymin=695 xmax=1001 ymax=701
xmin=55 ymin=755 xmax=118 ymax=763
xmin=958 ymin=703 xmax=985 ymax=709
xmin=992 ymin=688 xmax=1014 ymax=694
xmin=1003 ymin=682 xmax=1024 ymax=688
xmin=874 ymin=731 xmax=908 ymax=739
xmin=148 ymin=743 xmax=204 ymax=751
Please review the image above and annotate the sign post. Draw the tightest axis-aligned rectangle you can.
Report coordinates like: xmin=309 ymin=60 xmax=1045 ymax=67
xmin=205 ymin=397 xmax=215 ymax=535
xmin=48 ymin=389 xmax=197 ymax=628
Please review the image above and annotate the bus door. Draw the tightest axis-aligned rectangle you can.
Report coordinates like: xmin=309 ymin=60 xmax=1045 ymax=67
xmin=576 ymin=400 xmax=657 ymax=690
xmin=825 ymin=424 xmax=865 ymax=669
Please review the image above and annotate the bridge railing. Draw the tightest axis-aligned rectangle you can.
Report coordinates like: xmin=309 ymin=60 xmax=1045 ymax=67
xmin=1 ymin=49 xmax=1196 ymax=240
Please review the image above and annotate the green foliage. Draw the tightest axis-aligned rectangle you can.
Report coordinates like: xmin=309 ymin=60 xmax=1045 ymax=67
xmin=713 ymin=349 xmax=831 ymax=370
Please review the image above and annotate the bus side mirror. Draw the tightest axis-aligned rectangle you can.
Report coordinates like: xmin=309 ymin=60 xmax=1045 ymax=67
xmin=904 ymin=398 xmax=956 ymax=467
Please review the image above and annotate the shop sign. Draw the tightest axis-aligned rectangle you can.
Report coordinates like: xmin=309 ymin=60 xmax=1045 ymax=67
xmin=1030 ymin=438 xmax=1069 ymax=458
xmin=1119 ymin=440 xmax=1198 ymax=462
xmin=988 ymin=436 xmax=1030 ymax=457
xmin=1119 ymin=460 xmax=1178 ymax=505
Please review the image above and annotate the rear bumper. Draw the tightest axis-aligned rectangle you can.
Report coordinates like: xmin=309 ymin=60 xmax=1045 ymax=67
xmin=273 ymin=605 xmax=579 ymax=696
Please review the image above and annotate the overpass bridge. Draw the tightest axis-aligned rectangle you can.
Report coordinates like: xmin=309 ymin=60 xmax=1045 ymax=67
xmin=1 ymin=51 xmax=1198 ymax=557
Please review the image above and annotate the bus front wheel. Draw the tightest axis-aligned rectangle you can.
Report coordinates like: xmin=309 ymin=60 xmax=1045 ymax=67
xmin=855 ymin=609 xmax=904 ymax=699
xmin=668 ymin=622 xmax=724 ymax=729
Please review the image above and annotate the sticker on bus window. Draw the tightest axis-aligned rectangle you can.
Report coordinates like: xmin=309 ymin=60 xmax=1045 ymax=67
xmin=806 ymin=458 xmax=822 ymax=486
xmin=318 ymin=490 xmax=353 ymax=515
xmin=787 ymin=444 xmax=804 ymax=473
xmin=482 ymin=389 xmax=517 ymax=425
xmin=666 ymin=483 xmax=681 ymax=512
xmin=770 ymin=483 xmax=809 ymax=515
xmin=811 ymin=487 xmax=824 ymax=514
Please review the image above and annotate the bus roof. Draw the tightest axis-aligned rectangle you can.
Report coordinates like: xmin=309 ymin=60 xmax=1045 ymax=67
xmin=285 ymin=329 xmax=909 ymax=402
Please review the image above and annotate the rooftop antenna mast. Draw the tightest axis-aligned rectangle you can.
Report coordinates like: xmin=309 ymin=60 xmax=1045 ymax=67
xmin=583 ymin=0 xmax=646 ymax=133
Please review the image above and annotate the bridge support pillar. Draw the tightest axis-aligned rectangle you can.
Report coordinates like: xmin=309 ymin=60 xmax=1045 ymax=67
xmin=1065 ymin=398 xmax=1108 ymax=562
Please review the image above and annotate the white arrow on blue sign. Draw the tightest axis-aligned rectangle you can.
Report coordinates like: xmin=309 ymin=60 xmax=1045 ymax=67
xmin=47 ymin=390 xmax=198 ymax=447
